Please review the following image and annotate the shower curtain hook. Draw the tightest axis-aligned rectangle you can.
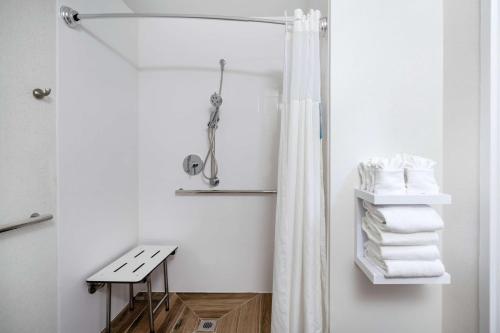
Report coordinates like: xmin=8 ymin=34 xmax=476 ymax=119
xmin=319 ymin=17 xmax=328 ymax=34
xmin=284 ymin=11 xmax=290 ymax=33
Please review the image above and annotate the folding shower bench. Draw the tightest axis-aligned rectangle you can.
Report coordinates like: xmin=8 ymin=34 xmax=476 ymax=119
xmin=86 ymin=245 xmax=178 ymax=333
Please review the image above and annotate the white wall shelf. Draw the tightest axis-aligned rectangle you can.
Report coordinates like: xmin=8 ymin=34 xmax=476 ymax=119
xmin=354 ymin=189 xmax=451 ymax=285
xmin=355 ymin=257 xmax=451 ymax=285
xmin=355 ymin=189 xmax=452 ymax=205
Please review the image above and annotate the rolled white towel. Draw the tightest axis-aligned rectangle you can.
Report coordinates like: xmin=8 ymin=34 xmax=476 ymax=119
xmin=365 ymin=240 xmax=440 ymax=261
xmin=366 ymin=250 xmax=445 ymax=278
xmin=363 ymin=201 xmax=443 ymax=233
xmin=362 ymin=217 xmax=439 ymax=246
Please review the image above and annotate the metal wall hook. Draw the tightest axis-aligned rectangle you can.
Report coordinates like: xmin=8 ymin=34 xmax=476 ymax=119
xmin=33 ymin=88 xmax=51 ymax=99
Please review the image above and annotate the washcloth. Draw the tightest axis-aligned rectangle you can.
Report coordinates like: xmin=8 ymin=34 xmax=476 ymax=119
xmin=358 ymin=156 xmax=406 ymax=194
xmin=373 ymin=169 xmax=405 ymax=194
xmin=363 ymin=201 xmax=443 ymax=233
xmin=358 ymin=163 xmax=368 ymax=191
xmin=362 ymin=217 xmax=439 ymax=246
xmin=402 ymin=154 xmax=440 ymax=194
xmin=400 ymin=154 xmax=437 ymax=169
xmin=406 ymin=169 xmax=440 ymax=194
xmin=366 ymin=250 xmax=445 ymax=278
xmin=365 ymin=240 xmax=440 ymax=261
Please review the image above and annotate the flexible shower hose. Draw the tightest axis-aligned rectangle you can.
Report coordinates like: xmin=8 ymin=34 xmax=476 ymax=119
xmin=201 ymin=59 xmax=225 ymax=186
xmin=202 ymin=124 xmax=219 ymax=185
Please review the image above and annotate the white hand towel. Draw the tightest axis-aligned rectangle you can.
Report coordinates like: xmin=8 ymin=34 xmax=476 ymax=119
xmin=366 ymin=250 xmax=445 ymax=278
xmin=365 ymin=240 xmax=440 ymax=261
xmin=363 ymin=201 xmax=443 ymax=233
xmin=362 ymin=217 xmax=439 ymax=246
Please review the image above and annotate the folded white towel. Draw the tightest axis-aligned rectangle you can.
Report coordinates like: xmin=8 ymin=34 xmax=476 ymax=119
xmin=373 ymin=169 xmax=405 ymax=194
xmin=359 ymin=158 xmax=383 ymax=192
xmin=363 ymin=201 xmax=443 ymax=233
xmin=406 ymin=169 xmax=440 ymax=194
xmin=358 ymin=163 xmax=368 ymax=191
xmin=365 ymin=240 xmax=440 ymax=260
xmin=359 ymin=154 xmax=442 ymax=195
xmin=402 ymin=154 xmax=440 ymax=194
xmin=362 ymin=217 xmax=439 ymax=246
xmin=401 ymin=154 xmax=437 ymax=169
xmin=358 ymin=156 xmax=406 ymax=194
xmin=366 ymin=250 xmax=445 ymax=278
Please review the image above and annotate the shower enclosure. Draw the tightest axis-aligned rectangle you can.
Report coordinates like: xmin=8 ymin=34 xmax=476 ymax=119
xmin=0 ymin=0 xmax=329 ymax=332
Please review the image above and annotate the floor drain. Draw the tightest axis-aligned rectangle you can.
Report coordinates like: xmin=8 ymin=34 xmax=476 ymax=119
xmin=197 ymin=319 xmax=217 ymax=332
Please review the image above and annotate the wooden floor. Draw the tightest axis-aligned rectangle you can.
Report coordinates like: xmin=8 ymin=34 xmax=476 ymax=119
xmin=105 ymin=293 xmax=272 ymax=333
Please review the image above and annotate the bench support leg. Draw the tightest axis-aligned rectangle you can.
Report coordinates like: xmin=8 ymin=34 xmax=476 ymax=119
xmin=163 ymin=260 xmax=169 ymax=310
xmin=129 ymin=284 xmax=134 ymax=311
xmin=147 ymin=277 xmax=155 ymax=333
xmin=106 ymin=283 xmax=112 ymax=333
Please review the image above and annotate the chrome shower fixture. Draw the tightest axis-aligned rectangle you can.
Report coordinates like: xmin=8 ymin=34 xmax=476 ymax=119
xmin=207 ymin=59 xmax=225 ymax=129
xmin=183 ymin=154 xmax=203 ymax=176
xmin=210 ymin=93 xmax=223 ymax=108
xmin=202 ymin=59 xmax=226 ymax=187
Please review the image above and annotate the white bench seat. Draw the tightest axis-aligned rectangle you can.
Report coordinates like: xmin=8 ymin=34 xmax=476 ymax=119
xmin=87 ymin=245 xmax=178 ymax=283
xmin=86 ymin=244 xmax=178 ymax=333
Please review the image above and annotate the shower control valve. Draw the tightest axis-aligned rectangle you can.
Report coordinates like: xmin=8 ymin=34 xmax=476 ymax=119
xmin=183 ymin=154 xmax=204 ymax=176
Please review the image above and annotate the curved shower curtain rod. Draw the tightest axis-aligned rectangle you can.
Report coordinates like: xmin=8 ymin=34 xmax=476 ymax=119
xmin=60 ymin=6 xmax=328 ymax=32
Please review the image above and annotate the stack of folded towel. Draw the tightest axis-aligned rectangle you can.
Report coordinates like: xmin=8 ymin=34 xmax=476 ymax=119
xmin=358 ymin=154 xmax=439 ymax=195
xmin=362 ymin=201 xmax=445 ymax=278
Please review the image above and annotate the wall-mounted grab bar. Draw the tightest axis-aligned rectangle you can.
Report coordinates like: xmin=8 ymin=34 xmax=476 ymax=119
xmin=176 ymin=188 xmax=277 ymax=195
xmin=0 ymin=213 xmax=54 ymax=234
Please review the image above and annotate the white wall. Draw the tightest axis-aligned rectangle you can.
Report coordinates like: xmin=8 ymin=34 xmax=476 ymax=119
xmin=57 ymin=0 xmax=138 ymax=332
xmin=137 ymin=19 xmax=283 ymax=292
xmin=125 ymin=0 xmax=327 ymax=18
xmin=443 ymin=0 xmax=480 ymax=332
xmin=330 ymin=1 xmax=443 ymax=332
xmin=0 ymin=1 xmax=57 ymax=332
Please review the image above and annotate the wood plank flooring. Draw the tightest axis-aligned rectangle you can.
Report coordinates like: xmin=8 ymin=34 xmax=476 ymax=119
xmin=104 ymin=292 xmax=272 ymax=333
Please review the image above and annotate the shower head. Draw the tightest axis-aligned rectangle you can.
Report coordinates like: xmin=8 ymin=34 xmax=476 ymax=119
xmin=210 ymin=92 xmax=223 ymax=108
xmin=209 ymin=59 xmax=226 ymax=108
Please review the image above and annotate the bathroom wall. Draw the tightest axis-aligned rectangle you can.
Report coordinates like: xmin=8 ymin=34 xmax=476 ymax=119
xmin=57 ymin=0 xmax=138 ymax=332
xmin=0 ymin=0 xmax=57 ymax=332
xmin=442 ymin=0 xmax=480 ymax=332
xmin=125 ymin=0 xmax=328 ymax=17
xmin=330 ymin=0 xmax=443 ymax=332
xmin=137 ymin=19 xmax=283 ymax=292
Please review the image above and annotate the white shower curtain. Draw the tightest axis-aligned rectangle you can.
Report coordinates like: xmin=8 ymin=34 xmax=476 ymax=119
xmin=272 ymin=9 xmax=327 ymax=333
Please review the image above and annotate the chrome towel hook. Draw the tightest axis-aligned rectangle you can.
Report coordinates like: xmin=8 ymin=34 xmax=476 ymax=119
xmin=33 ymin=88 xmax=51 ymax=99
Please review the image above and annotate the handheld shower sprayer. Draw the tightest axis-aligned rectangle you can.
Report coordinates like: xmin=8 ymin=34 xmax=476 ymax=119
xmin=202 ymin=59 xmax=226 ymax=186
xmin=208 ymin=59 xmax=225 ymax=129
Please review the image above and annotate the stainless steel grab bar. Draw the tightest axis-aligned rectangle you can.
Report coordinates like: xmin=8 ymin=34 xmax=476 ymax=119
xmin=176 ymin=188 xmax=277 ymax=195
xmin=0 ymin=213 xmax=54 ymax=234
